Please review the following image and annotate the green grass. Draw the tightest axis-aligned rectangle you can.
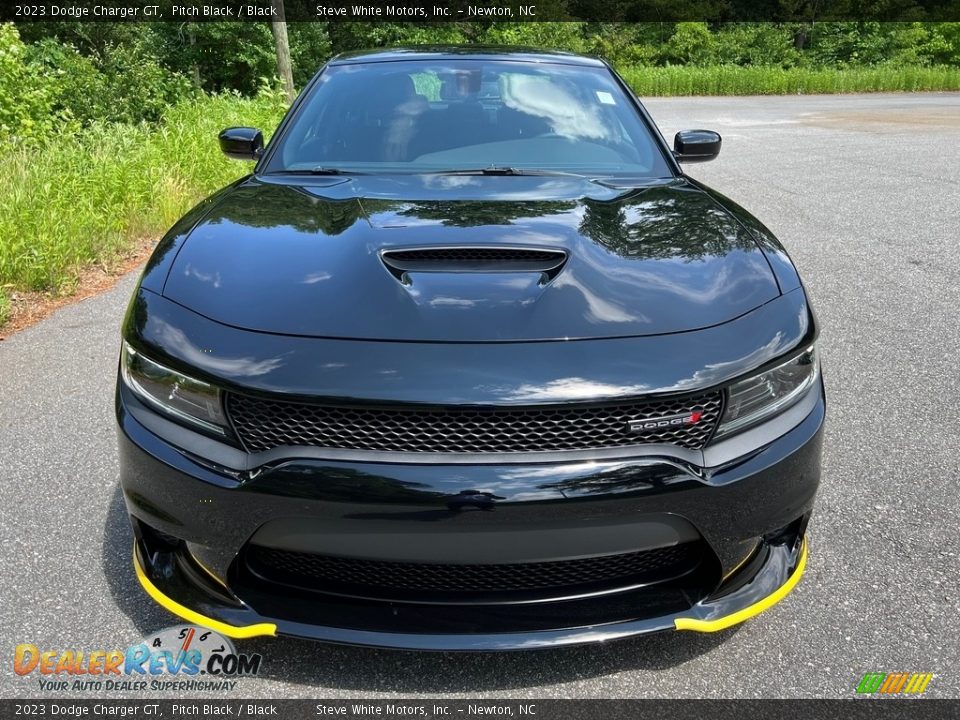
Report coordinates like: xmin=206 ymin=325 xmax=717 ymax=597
xmin=0 ymin=287 xmax=9 ymax=327
xmin=618 ymin=64 xmax=960 ymax=96
xmin=0 ymin=92 xmax=286 ymax=325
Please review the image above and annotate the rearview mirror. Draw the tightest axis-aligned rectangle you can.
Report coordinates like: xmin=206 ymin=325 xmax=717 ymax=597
xmin=219 ymin=127 xmax=264 ymax=161
xmin=673 ymin=130 xmax=721 ymax=163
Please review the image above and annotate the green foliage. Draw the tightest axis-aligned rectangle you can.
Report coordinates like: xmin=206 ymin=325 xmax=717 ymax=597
xmin=2 ymin=21 xmax=195 ymax=148
xmin=288 ymin=23 xmax=334 ymax=85
xmin=585 ymin=22 xmax=805 ymax=68
xmin=24 ymin=40 xmax=104 ymax=123
xmin=0 ymin=24 xmax=59 ymax=146
xmin=13 ymin=20 xmax=960 ymax=99
xmin=584 ymin=24 xmax=665 ymax=65
xmin=25 ymin=37 xmax=195 ymax=126
xmin=150 ymin=22 xmax=277 ymax=94
xmin=480 ymin=22 xmax=587 ymax=51
xmin=712 ymin=23 xmax=802 ymax=67
xmin=619 ymin=63 xmax=960 ymax=95
xmin=326 ymin=22 xmax=469 ymax=56
xmin=807 ymin=22 xmax=960 ymax=67
xmin=0 ymin=286 xmax=9 ymax=327
xmin=94 ymin=41 xmax=196 ymax=122
xmin=0 ymin=93 xmax=287 ymax=297
xmin=661 ymin=22 xmax=718 ymax=66
xmin=932 ymin=23 xmax=960 ymax=64
xmin=15 ymin=20 xmax=156 ymax=58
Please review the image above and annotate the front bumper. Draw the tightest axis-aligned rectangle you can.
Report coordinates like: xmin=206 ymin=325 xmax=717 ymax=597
xmin=118 ymin=383 xmax=823 ymax=650
xmin=131 ymin=536 xmax=807 ymax=650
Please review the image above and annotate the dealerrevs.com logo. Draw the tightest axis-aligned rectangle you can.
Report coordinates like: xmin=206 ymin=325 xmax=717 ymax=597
xmin=13 ymin=625 xmax=262 ymax=692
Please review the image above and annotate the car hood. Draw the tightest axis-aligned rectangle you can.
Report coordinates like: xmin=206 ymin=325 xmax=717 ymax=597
xmin=161 ymin=176 xmax=780 ymax=342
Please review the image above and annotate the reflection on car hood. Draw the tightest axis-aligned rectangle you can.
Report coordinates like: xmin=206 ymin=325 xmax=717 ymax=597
xmin=161 ymin=175 xmax=780 ymax=342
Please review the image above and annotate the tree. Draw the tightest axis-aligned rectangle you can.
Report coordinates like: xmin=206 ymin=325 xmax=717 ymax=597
xmin=270 ymin=0 xmax=295 ymax=102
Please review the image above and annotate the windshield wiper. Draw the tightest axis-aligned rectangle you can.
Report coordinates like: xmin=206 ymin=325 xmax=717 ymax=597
xmin=268 ymin=167 xmax=363 ymax=176
xmin=269 ymin=166 xmax=591 ymax=178
xmin=430 ymin=166 xmax=590 ymax=178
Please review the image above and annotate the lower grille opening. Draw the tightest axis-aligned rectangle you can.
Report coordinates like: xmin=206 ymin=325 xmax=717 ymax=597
xmin=243 ymin=542 xmax=702 ymax=605
xmin=231 ymin=541 xmax=719 ymax=635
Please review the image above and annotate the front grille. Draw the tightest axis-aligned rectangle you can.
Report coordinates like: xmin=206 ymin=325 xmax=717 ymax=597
xmin=245 ymin=543 xmax=700 ymax=601
xmin=226 ymin=391 xmax=722 ymax=455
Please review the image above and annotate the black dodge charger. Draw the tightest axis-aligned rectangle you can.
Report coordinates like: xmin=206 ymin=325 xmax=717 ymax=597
xmin=117 ymin=48 xmax=824 ymax=649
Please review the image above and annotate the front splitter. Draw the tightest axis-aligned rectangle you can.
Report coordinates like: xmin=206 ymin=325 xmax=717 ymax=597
xmin=133 ymin=536 xmax=807 ymax=651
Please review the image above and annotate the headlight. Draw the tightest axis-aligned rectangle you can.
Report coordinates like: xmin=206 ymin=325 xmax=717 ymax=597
xmin=714 ymin=345 xmax=819 ymax=439
xmin=120 ymin=342 xmax=228 ymax=435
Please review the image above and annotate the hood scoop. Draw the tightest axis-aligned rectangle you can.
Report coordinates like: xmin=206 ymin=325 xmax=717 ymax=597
xmin=381 ymin=246 xmax=568 ymax=285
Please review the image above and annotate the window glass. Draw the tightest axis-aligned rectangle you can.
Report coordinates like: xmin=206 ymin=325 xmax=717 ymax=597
xmin=268 ymin=60 xmax=671 ymax=177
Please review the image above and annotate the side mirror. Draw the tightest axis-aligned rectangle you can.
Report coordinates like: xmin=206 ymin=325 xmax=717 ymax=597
xmin=673 ymin=130 xmax=721 ymax=163
xmin=219 ymin=127 xmax=264 ymax=161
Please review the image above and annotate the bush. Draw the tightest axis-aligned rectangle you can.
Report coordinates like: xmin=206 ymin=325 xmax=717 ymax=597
xmin=326 ymin=21 xmax=469 ymax=54
xmin=713 ymin=24 xmax=801 ymax=68
xmin=660 ymin=23 xmax=718 ymax=66
xmin=26 ymin=37 xmax=196 ymax=127
xmin=930 ymin=22 xmax=960 ymax=65
xmin=23 ymin=40 xmax=105 ymax=123
xmin=804 ymin=22 xmax=960 ymax=67
xmin=480 ymin=22 xmax=587 ymax=52
xmin=2 ymin=23 xmax=196 ymax=149
xmin=584 ymin=24 xmax=662 ymax=65
xmin=0 ymin=24 xmax=59 ymax=146
xmin=96 ymin=42 xmax=197 ymax=123
xmin=150 ymin=22 xmax=277 ymax=95
xmin=289 ymin=23 xmax=334 ymax=85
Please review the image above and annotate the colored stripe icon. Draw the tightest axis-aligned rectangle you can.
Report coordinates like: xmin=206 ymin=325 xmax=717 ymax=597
xmin=857 ymin=672 xmax=933 ymax=694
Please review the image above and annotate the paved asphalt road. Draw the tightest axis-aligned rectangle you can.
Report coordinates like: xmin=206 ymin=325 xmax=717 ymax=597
xmin=2 ymin=93 xmax=958 ymax=700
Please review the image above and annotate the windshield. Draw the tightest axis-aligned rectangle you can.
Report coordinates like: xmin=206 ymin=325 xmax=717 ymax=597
xmin=264 ymin=59 xmax=672 ymax=177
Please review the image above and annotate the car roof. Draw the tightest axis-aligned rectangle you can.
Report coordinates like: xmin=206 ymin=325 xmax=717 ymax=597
xmin=328 ymin=46 xmax=608 ymax=68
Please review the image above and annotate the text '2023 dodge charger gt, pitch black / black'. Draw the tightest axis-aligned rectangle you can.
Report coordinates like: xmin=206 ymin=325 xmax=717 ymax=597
xmin=117 ymin=48 xmax=824 ymax=650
